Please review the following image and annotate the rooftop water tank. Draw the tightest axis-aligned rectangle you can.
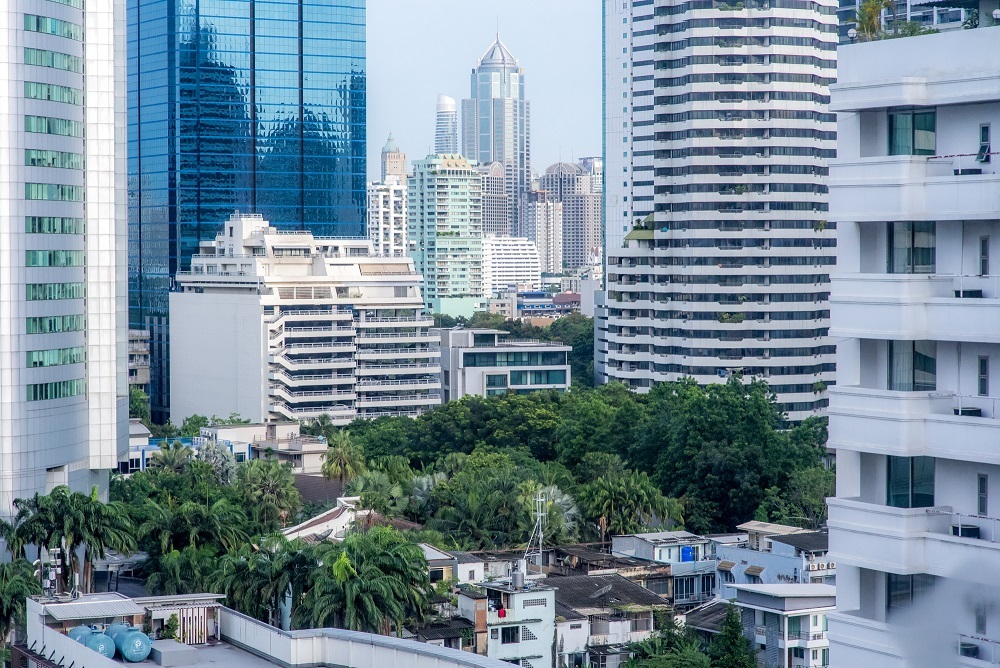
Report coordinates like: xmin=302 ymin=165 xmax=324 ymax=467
xmin=86 ymin=633 xmax=116 ymax=659
xmin=116 ymin=630 xmax=152 ymax=663
xmin=68 ymin=626 xmax=92 ymax=644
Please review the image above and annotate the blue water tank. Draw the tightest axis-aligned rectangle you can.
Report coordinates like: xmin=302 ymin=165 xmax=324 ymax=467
xmin=105 ymin=623 xmax=130 ymax=642
xmin=680 ymin=546 xmax=694 ymax=562
xmin=116 ymin=630 xmax=152 ymax=663
xmin=86 ymin=633 xmax=116 ymax=659
xmin=68 ymin=626 xmax=93 ymax=644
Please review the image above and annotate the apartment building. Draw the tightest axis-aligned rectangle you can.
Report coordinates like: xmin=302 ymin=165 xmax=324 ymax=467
xmin=538 ymin=162 xmax=602 ymax=271
xmin=367 ymin=134 xmax=408 ymax=258
xmin=408 ymin=154 xmax=484 ymax=317
xmin=128 ymin=330 xmax=151 ymax=394
xmin=434 ymin=328 xmax=571 ymax=401
xmin=826 ymin=26 xmax=1000 ymax=668
xmin=482 ymin=236 xmax=542 ymax=297
xmin=601 ymin=0 xmax=837 ymax=422
xmin=520 ymin=190 xmax=563 ymax=274
xmin=458 ymin=574 xmax=556 ymax=668
xmin=715 ymin=522 xmax=834 ymax=599
xmin=170 ymin=213 xmax=441 ymax=425
xmin=735 ymin=584 xmax=834 ymax=668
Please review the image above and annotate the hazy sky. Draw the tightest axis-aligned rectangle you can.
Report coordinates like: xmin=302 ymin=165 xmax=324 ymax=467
xmin=366 ymin=0 xmax=602 ymax=180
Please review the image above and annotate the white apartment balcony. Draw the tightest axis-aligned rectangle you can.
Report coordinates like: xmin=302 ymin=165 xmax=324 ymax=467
xmin=355 ymin=331 xmax=437 ymax=344
xmin=269 ymin=370 xmax=355 ymax=386
xmin=828 ymin=496 xmax=1000 ymax=577
xmin=354 ymin=393 xmax=441 ymax=407
xmin=832 ymin=274 xmax=1000 ymax=343
xmin=828 ymin=385 xmax=1000 ymax=465
xmin=268 ymin=385 xmax=357 ymax=403
xmin=270 ymin=402 xmax=356 ymax=421
xmin=355 ymin=316 xmax=435 ymax=328
xmin=355 ymin=348 xmax=440 ymax=360
xmin=269 ymin=354 xmax=356 ymax=371
xmin=270 ymin=309 xmax=353 ymax=324
xmin=829 ymin=156 xmax=1000 ymax=222
xmin=356 ymin=378 xmax=442 ymax=391
xmin=356 ymin=363 xmax=442 ymax=376
xmin=269 ymin=325 xmax=355 ymax=341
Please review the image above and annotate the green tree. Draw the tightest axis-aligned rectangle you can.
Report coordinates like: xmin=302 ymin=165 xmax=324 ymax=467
xmin=235 ymin=460 xmax=302 ymax=529
xmin=321 ymin=431 xmax=366 ymax=487
xmin=197 ymin=439 xmax=237 ymax=485
xmin=129 ymin=386 xmax=151 ymax=424
xmin=147 ymin=440 xmax=194 ymax=474
xmin=0 ymin=559 xmax=42 ymax=650
xmin=179 ymin=415 xmax=210 ymax=438
xmin=297 ymin=526 xmax=429 ymax=634
xmin=547 ymin=313 xmax=595 ymax=387
xmin=347 ymin=471 xmax=408 ymax=520
xmin=709 ymin=606 xmax=757 ymax=668
xmin=578 ymin=468 xmax=684 ymax=539
xmin=145 ymin=545 xmax=217 ymax=595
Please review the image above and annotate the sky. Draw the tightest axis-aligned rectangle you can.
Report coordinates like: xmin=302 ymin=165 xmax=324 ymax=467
xmin=366 ymin=0 xmax=602 ymax=180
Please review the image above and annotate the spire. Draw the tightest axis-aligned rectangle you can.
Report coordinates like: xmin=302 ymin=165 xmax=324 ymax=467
xmin=478 ymin=33 xmax=518 ymax=68
xmin=382 ymin=132 xmax=398 ymax=154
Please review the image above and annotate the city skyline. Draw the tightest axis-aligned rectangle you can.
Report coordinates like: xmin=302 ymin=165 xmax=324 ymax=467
xmin=366 ymin=0 xmax=600 ymax=180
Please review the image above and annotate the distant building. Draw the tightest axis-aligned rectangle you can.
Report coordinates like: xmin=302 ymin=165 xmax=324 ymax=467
xmin=368 ymin=134 xmax=408 ymax=258
xmin=488 ymin=290 xmax=581 ymax=323
xmin=408 ymin=154 xmax=484 ymax=317
xmin=733 ymin=584 xmax=834 ymax=668
xmin=128 ymin=330 xmax=152 ymax=394
xmin=538 ymin=162 xmax=602 ymax=272
xmin=520 ymin=190 xmax=563 ymax=274
xmin=715 ymin=523 xmax=834 ymax=600
xmin=482 ymin=236 xmax=542 ymax=297
xmin=435 ymin=94 xmax=459 ymax=154
xmin=435 ymin=328 xmax=571 ymax=401
xmin=462 ymin=35 xmax=530 ymax=235
xmin=611 ymin=531 xmax=718 ymax=610
xmin=171 ymin=213 xmax=441 ymax=425
xmin=381 ymin=132 xmax=407 ymax=183
xmin=479 ymin=162 xmax=511 ymax=237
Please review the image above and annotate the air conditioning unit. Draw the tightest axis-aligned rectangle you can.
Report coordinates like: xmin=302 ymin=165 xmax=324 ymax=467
xmin=818 ymin=563 xmax=827 ymax=570
xmin=828 ymin=562 xmax=836 ymax=569
xmin=808 ymin=564 xmax=818 ymax=571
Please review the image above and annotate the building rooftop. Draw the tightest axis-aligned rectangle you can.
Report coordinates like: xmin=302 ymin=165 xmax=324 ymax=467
xmin=619 ymin=530 xmax=705 ymax=545
xmin=411 ymin=617 xmax=474 ymax=641
xmin=683 ymin=600 xmax=729 ymax=635
xmin=548 ymin=574 xmax=667 ymax=612
xmin=420 ymin=543 xmax=455 ymax=563
xmin=736 ymin=521 xmax=811 ymax=537
xmin=769 ymin=531 xmax=829 ymax=554
xmin=478 ymin=34 xmax=518 ymax=68
xmin=731 ymin=584 xmax=837 ymax=599
xmin=35 ymin=593 xmax=144 ymax=621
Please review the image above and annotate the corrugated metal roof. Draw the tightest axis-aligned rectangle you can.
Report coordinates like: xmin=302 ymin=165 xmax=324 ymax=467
xmin=44 ymin=598 xmax=144 ymax=621
xmin=717 ymin=560 xmax=736 ymax=571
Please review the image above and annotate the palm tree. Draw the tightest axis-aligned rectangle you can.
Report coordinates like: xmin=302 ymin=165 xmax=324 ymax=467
xmin=302 ymin=413 xmax=337 ymax=440
xmin=148 ymin=440 xmax=195 ymax=474
xmin=855 ymin=0 xmax=894 ymax=40
xmin=579 ymin=469 xmax=684 ymax=538
xmin=321 ymin=431 xmax=366 ymax=488
xmin=0 ymin=559 xmax=42 ymax=649
xmin=0 ymin=518 xmax=27 ymax=560
xmin=146 ymin=545 xmax=216 ymax=596
xmin=347 ymin=471 xmax=408 ymax=521
xmin=235 ymin=459 xmax=302 ymax=529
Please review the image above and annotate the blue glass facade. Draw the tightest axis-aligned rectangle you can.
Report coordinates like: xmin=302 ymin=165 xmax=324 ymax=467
xmin=128 ymin=0 xmax=366 ymax=420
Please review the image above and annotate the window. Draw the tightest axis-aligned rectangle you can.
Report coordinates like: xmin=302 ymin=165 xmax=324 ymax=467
xmin=980 ymin=357 xmax=990 ymax=397
xmin=888 ymin=340 xmax=936 ymax=391
xmin=486 ymin=374 xmax=507 ymax=388
xmin=26 ymin=346 xmax=85 ymax=368
xmin=721 ymin=570 xmax=734 ymax=583
xmin=32 ymin=217 xmax=86 ymax=234
xmin=522 ymin=598 xmax=547 ymax=608
xmin=980 ymin=474 xmax=989 ymax=516
xmin=500 ymin=626 xmax=519 ymax=644
xmin=24 ymin=14 xmax=83 ymax=40
xmin=25 ymin=314 xmax=85 ymax=334
xmin=792 ymin=648 xmax=805 ymax=659
xmin=979 ymin=124 xmax=991 ymax=163
xmin=570 ymin=623 xmax=582 ymax=630
xmin=25 ymin=183 xmax=84 ymax=201
xmin=977 ymin=604 xmax=988 ymax=634
xmin=429 ymin=568 xmax=444 ymax=583
xmin=26 ymin=250 xmax=84 ymax=267
xmin=889 ymin=108 xmax=936 ymax=155
xmin=25 ymin=149 xmax=83 ymax=170
xmin=26 ymin=282 xmax=85 ymax=301
xmin=982 ymin=237 xmax=991 ymax=276
xmin=23 ymin=47 xmax=83 ymax=72
xmin=887 ymin=573 xmax=935 ymax=611
xmin=26 ymin=378 xmax=86 ymax=401
xmin=24 ymin=82 xmax=82 ymax=105
xmin=887 ymin=222 xmax=935 ymax=274
xmin=887 ymin=456 xmax=935 ymax=508
xmin=468 ymin=570 xmax=475 ymax=581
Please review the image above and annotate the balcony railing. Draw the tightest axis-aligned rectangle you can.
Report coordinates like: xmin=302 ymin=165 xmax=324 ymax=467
xmin=754 ymin=625 xmax=767 ymax=636
xmin=788 ymin=631 xmax=827 ymax=641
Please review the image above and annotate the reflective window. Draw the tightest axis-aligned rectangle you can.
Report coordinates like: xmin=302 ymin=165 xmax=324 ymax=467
xmin=27 ymin=379 xmax=86 ymax=401
xmin=24 ymin=14 xmax=83 ymax=40
xmin=887 ymin=456 xmax=935 ymax=508
xmin=26 ymin=346 xmax=86 ymax=368
xmin=24 ymin=82 xmax=83 ymax=105
xmin=887 ymin=222 xmax=935 ymax=274
xmin=26 ymin=216 xmax=84 ymax=234
xmin=889 ymin=108 xmax=936 ymax=156
xmin=24 ymin=48 xmax=83 ymax=72
xmin=26 ymin=250 xmax=85 ymax=267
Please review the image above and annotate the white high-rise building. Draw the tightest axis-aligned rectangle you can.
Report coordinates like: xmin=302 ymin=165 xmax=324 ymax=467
xmin=0 ymin=0 xmax=128 ymax=511
xmin=408 ymin=154 xmax=484 ymax=317
xmin=482 ymin=235 xmax=541 ymax=297
xmin=600 ymin=0 xmax=837 ymax=422
xmin=520 ymin=190 xmax=563 ymax=275
xmin=479 ymin=161 xmax=510 ymax=237
xmin=462 ymin=35 xmax=530 ymax=236
xmin=434 ymin=94 xmax=458 ymax=155
xmin=827 ymin=26 xmax=1000 ymax=668
xmin=171 ymin=214 xmax=442 ymax=424
xmin=368 ymin=134 xmax=407 ymax=258
xmin=539 ymin=162 xmax=601 ymax=271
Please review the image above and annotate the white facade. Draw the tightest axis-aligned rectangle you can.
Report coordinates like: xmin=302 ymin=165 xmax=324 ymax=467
xmin=435 ymin=94 xmax=459 ymax=155
xmin=408 ymin=154 xmax=484 ymax=317
xmin=479 ymin=581 xmax=555 ymax=668
xmin=827 ymin=26 xmax=1000 ymax=668
xmin=482 ymin=235 xmax=541 ymax=297
xmin=434 ymin=328 xmax=571 ymax=401
xmin=0 ymin=0 xmax=128 ymax=513
xmin=368 ymin=181 xmax=407 ymax=258
xmin=479 ymin=161 xmax=510 ymax=237
xmin=601 ymin=0 xmax=837 ymax=422
xmin=538 ymin=162 xmax=602 ymax=271
xmin=171 ymin=214 xmax=441 ymax=425
xmin=520 ymin=190 xmax=563 ymax=274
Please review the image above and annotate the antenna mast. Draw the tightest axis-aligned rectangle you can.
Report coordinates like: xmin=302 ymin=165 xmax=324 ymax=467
xmin=524 ymin=490 xmax=546 ymax=575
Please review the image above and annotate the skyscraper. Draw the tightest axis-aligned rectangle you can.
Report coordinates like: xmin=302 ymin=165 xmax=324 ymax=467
xmin=479 ymin=161 xmax=511 ymax=237
xmin=381 ymin=133 xmax=406 ymax=183
xmin=369 ymin=134 xmax=407 ymax=258
xmin=520 ymin=190 xmax=563 ymax=275
xmin=0 ymin=0 xmax=128 ymax=510
xmin=408 ymin=155 xmax=484 ymax=317
xmin=128 ymin=0 xmax=366 ymax=420
xmin=601 ymin=0 xmax=837 ymax=422
xmin=828 ymin=26 xmax=1000 ymax=668
xmin=435 ymin=94 xmax=459 ymax=154
xmin=539 ymin=162 xmax=602 ymax=271
xmin=461 ymin=35 xmax=530 ymax=235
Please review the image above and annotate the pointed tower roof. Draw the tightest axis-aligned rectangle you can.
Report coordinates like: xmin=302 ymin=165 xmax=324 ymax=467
xmin=478 ymin=33 xmax=518 ymax=68
xmin=382 ymin=132 xmax=399 ymax=154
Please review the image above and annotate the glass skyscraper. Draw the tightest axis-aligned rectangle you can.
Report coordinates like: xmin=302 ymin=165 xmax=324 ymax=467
xmin=128 ymin=0 xmax=366 ymax=420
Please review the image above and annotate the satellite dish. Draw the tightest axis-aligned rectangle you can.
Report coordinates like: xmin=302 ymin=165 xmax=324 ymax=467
xmin=589 ymin=584 xmax=613 ymax=599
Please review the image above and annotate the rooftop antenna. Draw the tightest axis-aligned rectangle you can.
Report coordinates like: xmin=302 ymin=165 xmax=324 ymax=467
xmin=523 ymin=490 xmax=546 ymax=575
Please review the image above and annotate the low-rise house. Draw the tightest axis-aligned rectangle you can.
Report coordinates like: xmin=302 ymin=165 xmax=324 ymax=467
xmin=715 ymin=523 xmax=833 ymax=599
xmin=555 ymin=603 xmax=589 ymax=668
xmin=411 ymin=617 xmax=476 ymax=651
xmin=546 ymin=544 xmax=674 ymax=600
xmin=423 ymin=543 xmax=459 ymax=585
xmin=452 ymin=552 xmax=487 ymax=585
xmin=611 ymin=531 xmax=717 ymax=609
xmin=732 ymin=584 xmax=835 ymax=668
xmin=457 ymin=573 xmax=556 ymax=668
xmin=551 ymin=574 xmax=670 ymax=668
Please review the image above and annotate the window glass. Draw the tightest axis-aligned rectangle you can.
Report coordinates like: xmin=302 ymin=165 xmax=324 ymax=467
xmin=889 ymin=109 xmax=936 ymax=156
xmin=887 ymin=456 xmax=935 ymax=508
xmin=887 ymin=222 xmax=935 ymax=274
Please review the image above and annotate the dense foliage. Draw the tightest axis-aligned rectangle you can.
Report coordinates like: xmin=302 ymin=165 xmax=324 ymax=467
xmin=340 ymin=378 xmax=830 ymax=536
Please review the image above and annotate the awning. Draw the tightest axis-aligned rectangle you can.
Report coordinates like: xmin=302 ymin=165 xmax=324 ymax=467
xmin=744 ymin=565 xmax=765 ymax=576
xmin=717 ymin=561 xmax=736 ymax=572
